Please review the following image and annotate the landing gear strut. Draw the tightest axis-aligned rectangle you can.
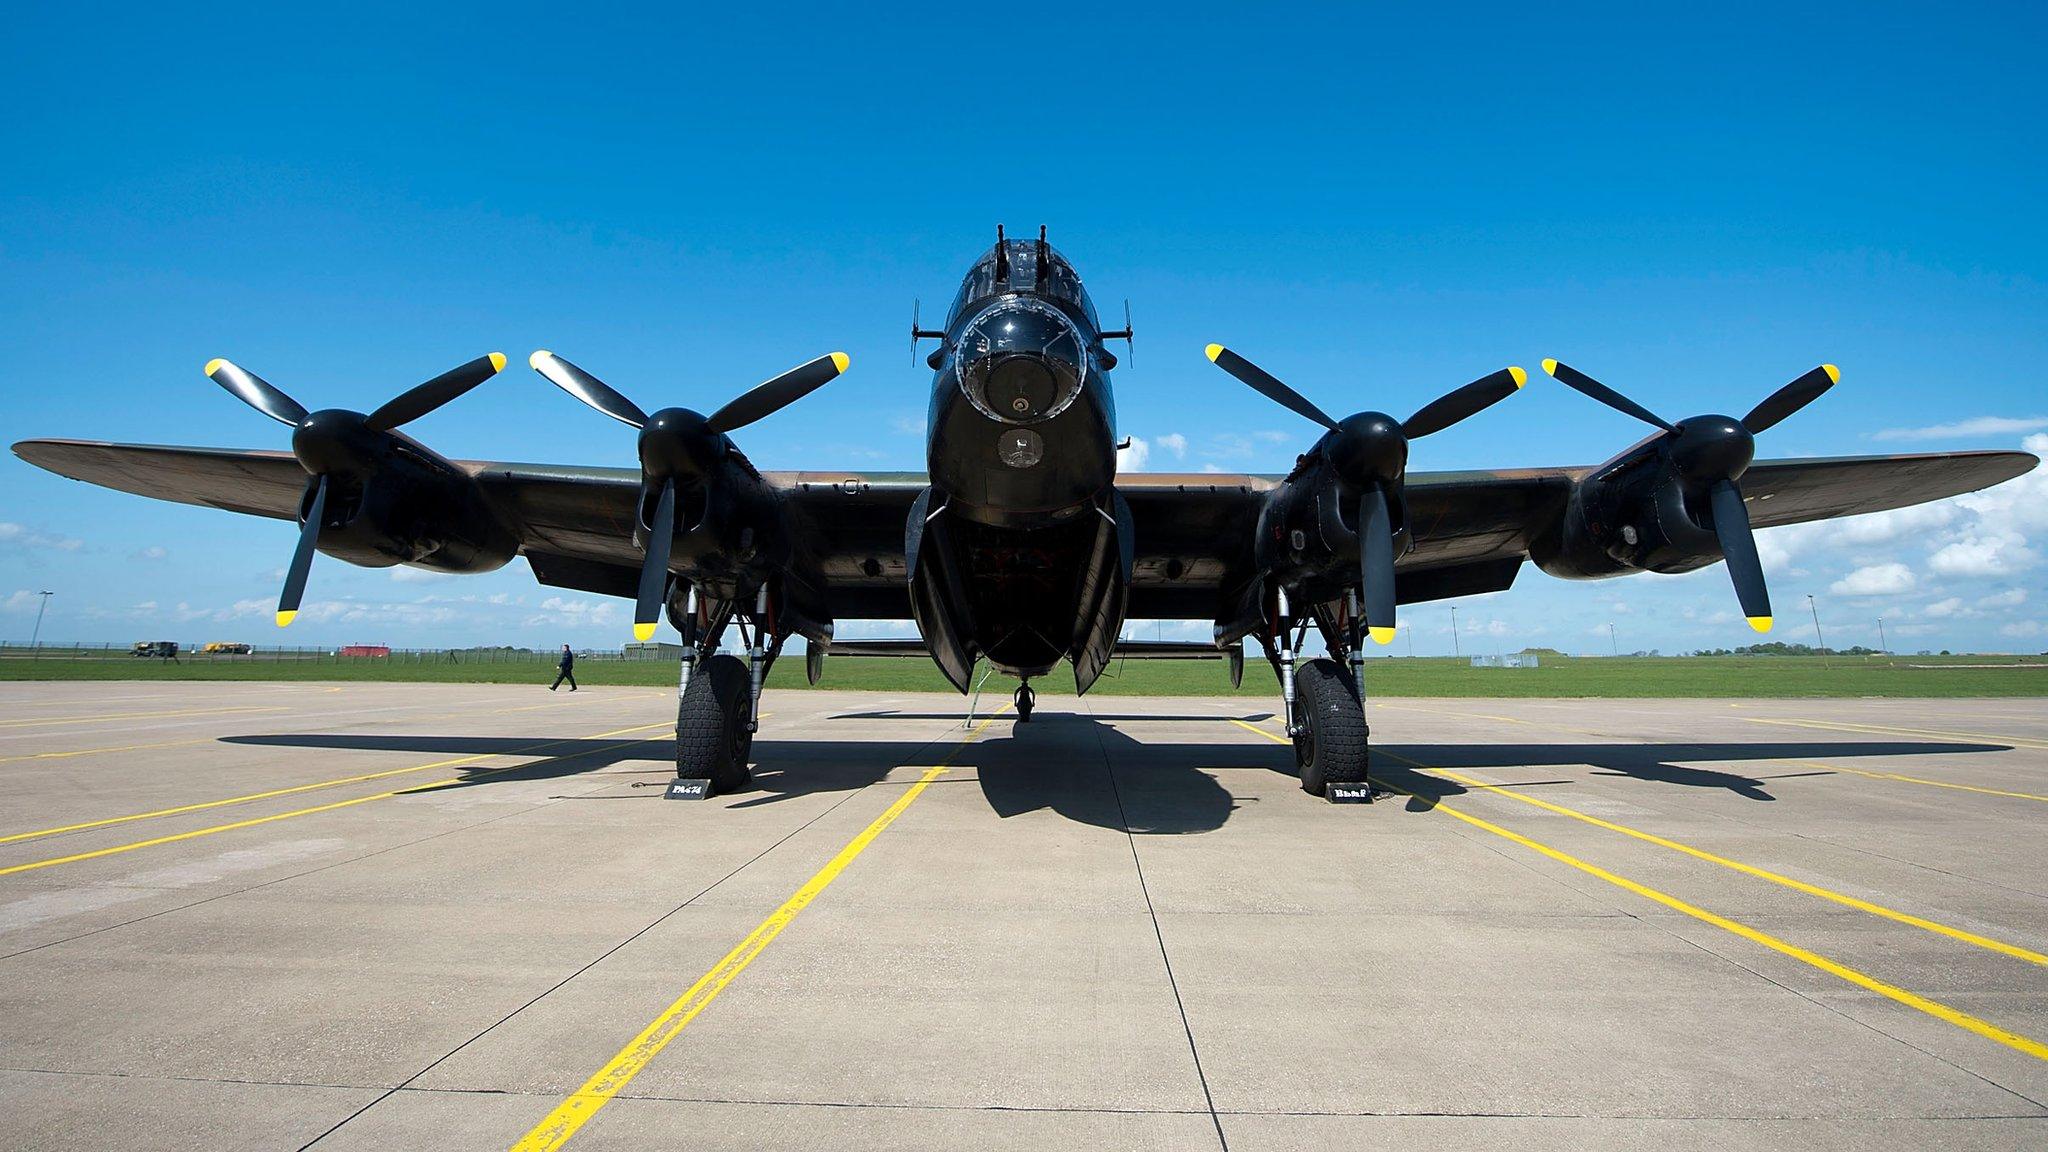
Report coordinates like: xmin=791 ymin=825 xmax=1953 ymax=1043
xmin=1263 ymin=587 xmax=1371 ymax=801
xmin=672 ymin=584 xmax=782 ymax=796
xmin=1013 ymin=681 xmax=1035 ymax=722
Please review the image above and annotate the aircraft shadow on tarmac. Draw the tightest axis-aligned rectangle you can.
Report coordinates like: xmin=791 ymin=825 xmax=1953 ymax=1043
xmin=221 ymin=714 xmax=2009 ymax=834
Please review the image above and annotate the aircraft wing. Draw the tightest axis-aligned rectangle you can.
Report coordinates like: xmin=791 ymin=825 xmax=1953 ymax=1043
xmin=11 ymin=439 xmax=310 ymax=520
xmin=1737 ymin=451 xmax=2035 ymax=529
xmin=13 ymin=439 xmax=2035 ymax=621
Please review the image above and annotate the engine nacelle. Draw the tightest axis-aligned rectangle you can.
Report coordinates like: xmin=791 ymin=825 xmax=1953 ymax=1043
xmin=308 ymin=459 xmax=517 ymax=574
xmin=1530 ymin=456 xmax=1724 ymax=580
xmin=652 ymin=457 xmax=792 ymax=603
xmin=1254 ymin=473 xmax=1409 ymax=597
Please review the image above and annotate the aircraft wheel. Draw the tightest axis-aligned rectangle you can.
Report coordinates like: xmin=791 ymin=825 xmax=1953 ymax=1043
xmin=1292 ymin=657 xmax=1367 ymax=797
xmin=677 ymin=654 xmax=754 ymax=794
xmin=1014 ymin=683 xmax=1035 ymax=722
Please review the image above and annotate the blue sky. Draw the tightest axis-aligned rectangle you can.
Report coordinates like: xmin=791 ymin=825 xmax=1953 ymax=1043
xmin=3 ymin=2 xmax=2044 ymax=655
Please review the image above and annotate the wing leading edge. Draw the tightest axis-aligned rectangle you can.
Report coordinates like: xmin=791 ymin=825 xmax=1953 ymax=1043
xmin=12 ymin=439 xmax=2036 ymax=620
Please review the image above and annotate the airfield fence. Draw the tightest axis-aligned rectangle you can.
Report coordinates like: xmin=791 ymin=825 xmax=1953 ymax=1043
xmin=0 ymin=642 xmax=637 ymax=665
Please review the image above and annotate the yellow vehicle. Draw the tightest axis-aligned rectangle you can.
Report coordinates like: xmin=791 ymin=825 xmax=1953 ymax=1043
xmin=201 ymin=641 xmax=252 ymax=655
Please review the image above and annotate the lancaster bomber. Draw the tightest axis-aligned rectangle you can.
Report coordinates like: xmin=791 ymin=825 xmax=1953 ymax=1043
xmin=13 ymin=229 xmax=2036 ymax=799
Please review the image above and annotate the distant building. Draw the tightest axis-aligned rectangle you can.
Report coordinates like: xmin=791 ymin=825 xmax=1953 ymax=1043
xmin=623 ymin=642 xmax=686 ymax=661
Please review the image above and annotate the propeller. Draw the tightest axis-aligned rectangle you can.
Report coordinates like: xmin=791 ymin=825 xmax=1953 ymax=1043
xmin=204 ymin=353 xmax=506 ymax=626
xmin=1205 ymin=344 xmax=1526 ymax=644
xmin=532 ymin=349 xmax=850 ymax=641
xmin=1539 ymin=358 xmax=1841 ymax=633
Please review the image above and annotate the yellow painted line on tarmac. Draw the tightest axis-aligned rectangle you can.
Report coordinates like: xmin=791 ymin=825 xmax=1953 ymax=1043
xmin=0 ymin=722 xmax=672 ymax=874
xmin=0 ymin=695 xmax=606 ymax=768
xmin=1371 ymin=750 xmax=2048 ymax=968
xmin=0 ymin=735 xmax=220 ymax=766
xmin=1800 ymin=760 xmax=2048 ymax=805
xmin=1386 ymin=702 xmax=2048 ymax=808
xmin=0 ymin=705 xmax=288 ymax=730
xmin=1743 ymin=714 xmax=2048 ymax=751
xmin=511 ymin=706 xmax=1008 ymax=1152
xmin=1226 ymin=718 xmax=2048 ymax=1062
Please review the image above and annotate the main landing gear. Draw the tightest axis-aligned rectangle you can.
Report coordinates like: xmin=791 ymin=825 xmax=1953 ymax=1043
xmin=671 ymin=584 xmax=782 ymax=797
xmin=1013 ymin=681 xmax=1036 ymax=722
xmin=1262 ymin=588 xmax=1371 ymax=801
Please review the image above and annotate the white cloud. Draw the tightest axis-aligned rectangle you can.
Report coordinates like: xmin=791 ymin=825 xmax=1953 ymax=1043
xmin=131 ymin=545 xmax=169 ymax=562
xmin=1923 ymin=597 xmax=1965 ymax=619
xmin=1928 ymin=535 xmax=2035 ymax=578
xmin=0 ymin=523 xmax=83 ymax=552
xmin=1871 ymin=416 xmax=2048 ymax=442
xmin=1156 ymin=432 xmax=1187 ymax=459
xmin=1830 ymin=562 xmax=1917 ymax=596
xmin=2 ymin=590 xmax=53 ymax=614
xmin=1978 ymin=588 xmax=2028 ymax=610
xmin=1200 ymin=462 xmax=1226 ymax=474
xmin=523 ymin=596 xmax=619 ymax=629
xmin=1999 ymin=620 xmax=2045 ymax=640
xmin=891 ymin=415 xmax=927 ymax=436
xmin=390 ymin=566 xmax=456 ymax=583
xmin=1118 ymin=436 xmax=1150 ymax=471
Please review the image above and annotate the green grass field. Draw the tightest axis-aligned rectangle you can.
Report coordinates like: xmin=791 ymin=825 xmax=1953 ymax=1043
xmin=3 ymin=651 xmax=2043 ymax=697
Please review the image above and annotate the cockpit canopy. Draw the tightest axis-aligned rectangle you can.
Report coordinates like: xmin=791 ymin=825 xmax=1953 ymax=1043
xmin=946 ymin=238 xmax=1100 ymax=330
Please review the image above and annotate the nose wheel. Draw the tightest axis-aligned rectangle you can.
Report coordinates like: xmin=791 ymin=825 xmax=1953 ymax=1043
xmin=1013 ymin=682 xmax=1035 ymax=722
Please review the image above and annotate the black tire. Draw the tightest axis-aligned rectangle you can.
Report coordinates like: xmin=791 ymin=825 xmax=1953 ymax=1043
xmin=677 ymin=654 xmax=754 ymax=794
xmin=1292 ymin=657 xmax=1368 ymax=797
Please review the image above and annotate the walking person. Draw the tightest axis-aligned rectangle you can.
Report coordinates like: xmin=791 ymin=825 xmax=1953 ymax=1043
xmin=549 ymin=644 xmax=578 ymax=691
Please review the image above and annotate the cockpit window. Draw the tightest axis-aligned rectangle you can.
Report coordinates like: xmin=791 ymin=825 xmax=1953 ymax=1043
xmin=945 ymin=241 xmax=1099 ymax=328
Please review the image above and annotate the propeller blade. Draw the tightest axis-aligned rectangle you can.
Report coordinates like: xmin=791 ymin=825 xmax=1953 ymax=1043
xmin=277 ymin=475 xmax=327 ymax=628
xmin=1204 ymin=345 xmax=1337 ymax=430
xmin=1360 ymin=485 xmax=1397 ymax=645
xmin=705 ymin=352 xmax=850 ymax=434
xmin=1402 ymin=366 xmax=1527 ymax=439
xmin=1742 ymin=364 xmax=1839 ymax=434
xmin=365 ymin=353 xmax=507 ymax=432
xmin=1708 ymin=479 xmax=1772 ymax=633
xmin=531 ymin=351 xmax=649 ymax=429
xmin=1541 ymin=359 xmax=1675 ymax=432
xmin=633 ymin=478 xmax=677 ymax=642
xmin=205 ymin=358 xmax=309 ymax=427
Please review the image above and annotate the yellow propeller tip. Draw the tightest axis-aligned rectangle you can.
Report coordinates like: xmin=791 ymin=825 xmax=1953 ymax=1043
xmin=1204 ymin=343 xmax=1225 ymax=363
xmin=487 ymin=352 xmax=507 ymax=373
xmin=529 ymin=350 xmax=552 ymax=370
xmin=1540 ymin=358 xmax=1559 ymax=377
xmin=1821 ymin=363 xmax=1840 ymax=384
xmin=632 ymin=622 xmax=657 ymax=643
xmin=1508 ymin=365 xmax=1527 ymax=389
xmin=203 ymin=358 xmax=227 ymax=377
xmin=830 ymin=351 xmax=850 ymax=373
xmin=1368 ymin=626 xmax=1396 ymax=645
xmin=1747 ymin=616 xmax=1773 ymax=634
xmin=275 ymin=610 xmax=297 ymax=628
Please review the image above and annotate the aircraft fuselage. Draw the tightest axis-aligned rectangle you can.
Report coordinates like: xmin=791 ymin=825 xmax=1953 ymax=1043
xmin=909 ymin=234 xmax=1131 ymax=689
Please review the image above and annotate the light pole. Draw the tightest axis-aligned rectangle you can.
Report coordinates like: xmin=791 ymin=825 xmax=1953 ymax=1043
xmin=1450 ymin=606 xmax=1461 ymax=658
xmin=1807 ymin=594 xmax=1828 ymax=667
xmin=1609 ymin=621 xmax=1619 ymax=657
xmin=28 ymin=591 xmax=53 ymax=659
xmin=1876 ymin=617 xmax=1888 ymax=657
